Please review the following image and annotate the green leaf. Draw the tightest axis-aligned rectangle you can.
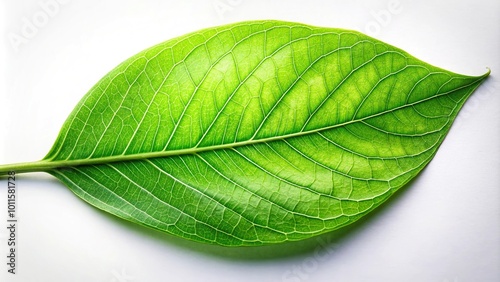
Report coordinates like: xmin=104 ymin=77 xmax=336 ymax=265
xmin=0 ymin=20 xmax=489 ymax=246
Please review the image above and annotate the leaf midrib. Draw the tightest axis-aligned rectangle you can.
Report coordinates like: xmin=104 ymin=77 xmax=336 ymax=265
xmin=2 ymin=75 xmax=480 ymax=175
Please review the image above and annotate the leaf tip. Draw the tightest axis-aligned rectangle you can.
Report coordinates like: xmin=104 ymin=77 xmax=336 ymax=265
xmin=484 ymin=67 xmax=491 ymax=77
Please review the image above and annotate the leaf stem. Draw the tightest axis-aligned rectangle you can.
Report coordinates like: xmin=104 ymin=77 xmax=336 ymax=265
xmin=0 ymin=160 xmax=57 ymax=176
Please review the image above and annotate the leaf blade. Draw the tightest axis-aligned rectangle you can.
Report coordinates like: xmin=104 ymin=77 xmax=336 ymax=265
xmin=41 ymin=20 xmax=489 ymax=245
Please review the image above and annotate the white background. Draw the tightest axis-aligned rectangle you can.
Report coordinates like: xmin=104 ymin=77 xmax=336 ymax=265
xmin=1 ymin=0 xmax=499 ymax=281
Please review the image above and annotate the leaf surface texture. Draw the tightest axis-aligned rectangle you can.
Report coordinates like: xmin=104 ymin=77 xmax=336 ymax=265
xmin=42 ymin=21 xmax=488 ymax=245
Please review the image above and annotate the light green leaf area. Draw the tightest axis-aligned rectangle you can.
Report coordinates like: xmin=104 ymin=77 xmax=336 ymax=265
xmin=35 ymin=21 xmax=489 ymax=245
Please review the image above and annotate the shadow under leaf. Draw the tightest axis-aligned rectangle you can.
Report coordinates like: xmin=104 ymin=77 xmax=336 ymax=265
xmin=73 ymin=170 xmax=424 ymax=262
